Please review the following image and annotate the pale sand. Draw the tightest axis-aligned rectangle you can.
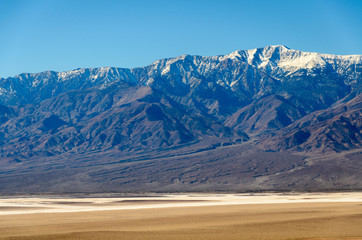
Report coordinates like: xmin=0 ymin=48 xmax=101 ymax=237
xmin=0 ymin=193 xmax=362 ymax=240
xmin=1 ymin=192 xmax=362 ymax=215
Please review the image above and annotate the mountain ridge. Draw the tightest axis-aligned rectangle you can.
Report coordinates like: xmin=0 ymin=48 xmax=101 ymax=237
xmin=1 ymin=45 xmax=361 ymax=96
xmin=0 ymin=45 xmax=361 ymax=193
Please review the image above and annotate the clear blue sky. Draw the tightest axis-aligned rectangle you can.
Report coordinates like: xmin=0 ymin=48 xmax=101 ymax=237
xmin=0 ymin=0 xmax=361 ymax=78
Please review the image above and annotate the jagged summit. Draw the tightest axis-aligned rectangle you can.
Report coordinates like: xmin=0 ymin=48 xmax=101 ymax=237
xmin=3 ymin=46 xmax=361 ymax=81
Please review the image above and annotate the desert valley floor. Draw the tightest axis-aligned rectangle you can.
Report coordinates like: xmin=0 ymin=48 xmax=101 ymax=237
xmin=0 ymin=193 xmax=362 ymax=240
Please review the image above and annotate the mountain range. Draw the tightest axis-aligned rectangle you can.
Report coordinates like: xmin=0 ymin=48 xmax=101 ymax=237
xmin=0 ymin=45 xmax=361 ymax=193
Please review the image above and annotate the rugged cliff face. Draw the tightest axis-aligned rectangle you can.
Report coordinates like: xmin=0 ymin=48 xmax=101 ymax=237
xmin=0 ymin=45 xmax=361 ymax=193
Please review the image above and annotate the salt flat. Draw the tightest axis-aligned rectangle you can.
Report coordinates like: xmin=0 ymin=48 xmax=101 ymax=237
xmin=0 ymin=193 xmax=362 ymax=240
xmin=0 ymin=192 xmax=362 ymax=215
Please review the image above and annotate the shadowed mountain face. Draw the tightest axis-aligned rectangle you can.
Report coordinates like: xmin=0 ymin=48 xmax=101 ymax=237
xmin=262 ymin=94 xmax=362 ymax=153
xmin=0 ymin=45 xmax=361 ymax=193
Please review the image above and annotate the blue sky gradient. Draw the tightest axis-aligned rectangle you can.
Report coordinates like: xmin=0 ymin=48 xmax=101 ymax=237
xmin=0 ymin=0 xmax=361 ymax=78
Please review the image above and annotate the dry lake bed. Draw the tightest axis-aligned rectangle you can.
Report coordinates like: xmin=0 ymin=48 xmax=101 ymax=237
xmin=1 ymin=192 xmax=362 ymax=240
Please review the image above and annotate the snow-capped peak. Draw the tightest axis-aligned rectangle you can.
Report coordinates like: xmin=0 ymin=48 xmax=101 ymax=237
xmin=228 ymin=45 xmax=362 ymax=72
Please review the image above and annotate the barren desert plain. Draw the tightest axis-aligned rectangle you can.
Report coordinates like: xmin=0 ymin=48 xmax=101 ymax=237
xmin=0 ymin=193 xmax=362 ymax=240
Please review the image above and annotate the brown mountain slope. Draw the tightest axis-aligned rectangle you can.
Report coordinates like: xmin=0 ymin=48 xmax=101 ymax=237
xmin=261 ymin=94 xmax=362 ymax=153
